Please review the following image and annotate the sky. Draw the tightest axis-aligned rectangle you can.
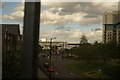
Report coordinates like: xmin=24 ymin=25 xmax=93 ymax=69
xmin=1 ymin=1 xmax=119 ymax=43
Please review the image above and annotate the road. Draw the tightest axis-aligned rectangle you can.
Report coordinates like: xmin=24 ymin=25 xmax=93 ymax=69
xmin=38 ymin=53 xmax=83 ymax=80
xmin=51 ymin=55 xmax=81 ymax=79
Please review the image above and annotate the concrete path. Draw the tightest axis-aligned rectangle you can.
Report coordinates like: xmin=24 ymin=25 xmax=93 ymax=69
xmin=38 ymin=67 xmax=49 ymax=79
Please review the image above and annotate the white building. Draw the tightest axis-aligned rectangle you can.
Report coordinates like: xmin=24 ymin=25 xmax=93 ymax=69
xmin=39 ymin=41 xmax=68 ymax=50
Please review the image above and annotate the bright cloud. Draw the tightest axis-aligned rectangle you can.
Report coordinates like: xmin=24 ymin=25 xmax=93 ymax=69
xmin=3 ymin=11 xmax=24 ymax=21
xmin=41 ymin=9 xmax=102 ymax=26
xmin=14 ymin=3 xmax=24 ymax=11
xmin=2 ymin=2 xmax=117 ymax=43
xmin=2 ymin=2 xmax=118 ymax=26
xmin=40 ymin=28 xmax=102 ymax=43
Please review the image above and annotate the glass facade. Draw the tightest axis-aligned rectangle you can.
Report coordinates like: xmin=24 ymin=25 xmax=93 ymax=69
xmin=106 ymin=25 xmax=114 ymax=31
xmin=117 ymin=24 xmax=120 ymax=29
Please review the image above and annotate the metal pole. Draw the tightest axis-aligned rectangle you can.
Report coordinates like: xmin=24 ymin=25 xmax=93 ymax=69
xmin=49 ymin=38 xmax=52 ymax=79
xmin=22 ymin=2 xmax=40 ymax=79
xmin=50 ymin=38 xmax=52 ymax=66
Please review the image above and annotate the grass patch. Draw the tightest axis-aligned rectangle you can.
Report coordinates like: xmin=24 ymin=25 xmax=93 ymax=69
xmin=103 ymin=62 xmax=120 ymax=78
xmin=66 ymin=61 xmax=112 ymax=78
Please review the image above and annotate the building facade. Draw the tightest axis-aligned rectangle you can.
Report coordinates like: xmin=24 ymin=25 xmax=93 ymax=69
xmin=2 ymin=24 xmax=22 ymax=52
xmin=40 ymin=41 xmax=68 ymax=50
xmin=40 ymin=41 xmax=81 ymax=50
xmin=66 ymin=43 xmax=80 ymax=49
xmin=103 ymin=11 xmax=120 ymax=44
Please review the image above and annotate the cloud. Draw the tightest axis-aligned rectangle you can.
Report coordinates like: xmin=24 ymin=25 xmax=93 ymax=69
xmin=2 ymin=2 xmax=116 ymax=42
xmin=42 ymin=2 xmax=117 ymax=15
xmin=94 ymin=28 xmax=101 ymax=31
xmin=40 ymin=2 xmax=117 ymax=27
xmin=2 ymin=3 xmax=24 ymax=22
xmin=3 ymin=11 xmax=24 ymax=22
xmin=85 ymin=29 xmax=102 ymax=43
xmin=40 ymin=9 xmax=102 ymax=26
xmin=41 ymin=2 xmax=80 ymax=8
xmin=55 ymin=26 xmax=71 ymax=31
xmin=40 ymin=28 xmax=102 ymax=43
xmin=0 ymin=2 xmax=2 ymax=8
xmin=14 ymin=3 xmax=24 ymax=11
xmin=2 ymin=2 xmax=118 ymax=26
xmin=40 ymin=29 xmax=82 ymax=43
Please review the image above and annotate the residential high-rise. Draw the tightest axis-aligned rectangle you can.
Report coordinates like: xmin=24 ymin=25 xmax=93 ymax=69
xmin=103 ymin=10 xmax=120 ymax=43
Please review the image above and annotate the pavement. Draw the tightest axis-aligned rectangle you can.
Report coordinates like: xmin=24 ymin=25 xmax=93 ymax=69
xmin=37 ymin=67 xmax=49 ymax=79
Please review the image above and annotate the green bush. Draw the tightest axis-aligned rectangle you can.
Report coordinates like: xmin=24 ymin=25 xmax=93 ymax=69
xmin=103 ymin=63 xmax=120 ymax=78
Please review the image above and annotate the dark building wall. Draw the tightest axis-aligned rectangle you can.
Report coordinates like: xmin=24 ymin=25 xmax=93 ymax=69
xmin=1 ymin=24 xmax=22 ymax=52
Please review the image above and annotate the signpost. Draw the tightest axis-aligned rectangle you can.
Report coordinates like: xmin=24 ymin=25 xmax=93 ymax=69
xmin=98 ymin=66 xmax=102 ymax=80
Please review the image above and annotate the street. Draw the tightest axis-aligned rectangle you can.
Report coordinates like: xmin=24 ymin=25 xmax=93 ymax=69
xmin=38 ymin=53 xmax=83 ymax=80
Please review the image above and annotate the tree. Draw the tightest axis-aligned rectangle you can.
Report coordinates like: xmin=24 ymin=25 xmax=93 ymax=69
xmin=94 ymin=41 xmax=99 ymax=45
xmin=80 ymin=33 xmax=88 ymax=44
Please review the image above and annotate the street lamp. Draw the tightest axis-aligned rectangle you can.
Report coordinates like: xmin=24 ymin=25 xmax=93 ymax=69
xmin=49 ymin=37 xmax=56 ymax=64
xmin=49 ymin=37 xmax=56 ymax=79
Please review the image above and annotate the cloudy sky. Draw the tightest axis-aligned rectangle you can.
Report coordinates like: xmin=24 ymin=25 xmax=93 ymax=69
xmin=1 ymin=1 xmax=119 ymax=43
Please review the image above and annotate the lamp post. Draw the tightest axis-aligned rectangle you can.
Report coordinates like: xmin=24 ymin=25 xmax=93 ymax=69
xmin=49 ymin=37 xmax=56 ymax=79
xmin=49 ymin=37 xmax=56 ymax=65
